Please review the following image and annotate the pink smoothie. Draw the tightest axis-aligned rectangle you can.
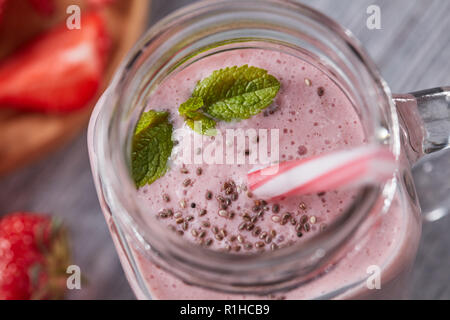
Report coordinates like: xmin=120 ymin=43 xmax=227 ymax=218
xmin=129 ymin=49 xmax=420 ymax=299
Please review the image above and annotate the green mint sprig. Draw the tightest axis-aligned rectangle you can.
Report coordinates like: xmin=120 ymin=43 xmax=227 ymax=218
xmin=179 ymin=65 xmax=280 ymax=134
xmin=179 ymin=97 xmax=216 ymax=135
xmin=131 ymin=110 xmax=173 ymax=187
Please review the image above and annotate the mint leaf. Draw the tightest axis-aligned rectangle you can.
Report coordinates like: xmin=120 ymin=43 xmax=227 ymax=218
xmin=179 ymin=97 xmax=216 ymax=135
xmin=179 ymin=96 xmax=204 ymax=118
xmin=192 ymin=65 xmax=280 ymax=121
xmin=132 ymin=110 xmax=173 ymax=187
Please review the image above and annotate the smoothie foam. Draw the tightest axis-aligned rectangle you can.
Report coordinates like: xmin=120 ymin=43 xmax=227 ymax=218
xmin=130 ymin=49 xmax=417 ymax=299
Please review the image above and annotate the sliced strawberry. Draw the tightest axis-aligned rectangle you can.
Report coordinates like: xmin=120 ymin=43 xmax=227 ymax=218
xmin=87 ymin=0 xmax=115 ymax=8
xmin=0 ymin=12 xmax=110 ymax=113
xmin=0 ymin=212 xmax=71 ymax=300
xmin=0 ymin=0 xmax=7 ymax=23
xmin=27 ymin=0 xmax=54 ymax=16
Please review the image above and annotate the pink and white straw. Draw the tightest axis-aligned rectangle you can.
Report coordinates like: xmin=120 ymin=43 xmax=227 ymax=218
xmin=248 ymin=145 xmax=396 ymax=200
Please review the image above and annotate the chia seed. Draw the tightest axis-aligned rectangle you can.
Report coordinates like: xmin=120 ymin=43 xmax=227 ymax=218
xmin=272 ymin=204 xmax=280 ymax=213
xmin=252 ymin=205 xmax=261 ymax=213
xmin=271 ymin=215 xmax=281 ymax=223
xmin=255 ymin=241 xmax=265 ymax=249
xmin=300 ymin=215 xmax=308 ymax=224
xmin=215 ymin=233 xmax=224 ymax=241
xmin=281 ymin=213 xmax=291 ymax=225
xmin=196 ymin=168 xmax=203 ymax=176
xmin=223 ymin=181 xmax=236 ymax=194
xmin=180 ymin=167 xmax=189 ymax=174
xmin=218 ymin=210 xmax=228 ymax=218
xmin=297 ymin=146 xmax=308 ymax=156
xmin=317 ymin=86 xmax=325 ymax=97
xmin=252 ymin=227 xmax=262 ymax=237
xmin=202 ymin=221 xmax=210 ymax=228
xmin=183 ymin=179 xmax=191 ymax=187
xmin=220 ymin=203 xmax=228 ymax=210
xmin=174 ymin=212 xmax=182 ymax=219
xmin=158 ymin=211 xmax=169 ymax=219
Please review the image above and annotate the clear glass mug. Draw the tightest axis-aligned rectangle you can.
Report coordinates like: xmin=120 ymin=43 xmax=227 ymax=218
xmin=87 ymin=0 xmax=449 ymax=299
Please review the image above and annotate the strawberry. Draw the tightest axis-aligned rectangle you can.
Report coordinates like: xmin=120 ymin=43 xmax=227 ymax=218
xmin=0 ymin=0 xmax=7 ymax=23
xmin=27 ymin=0 xmax=54 ymax=16
xmin=87 ymin=0 xmax=115 ymax=8
xmin=0 ymin=0 xmax=54 ymax=20
xmin=0 ymin=212 xmax=71 ymax=300
xmin=0 ymin=12 xmax=110 ymax=113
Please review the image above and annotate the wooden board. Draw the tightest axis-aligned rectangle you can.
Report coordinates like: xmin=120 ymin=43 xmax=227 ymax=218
xmin=0 ymin=0 xmax=149 ymax=175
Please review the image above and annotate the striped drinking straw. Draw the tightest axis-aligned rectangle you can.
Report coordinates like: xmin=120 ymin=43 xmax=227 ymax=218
xmin=248 ymin=145 xmax=396 ymax=200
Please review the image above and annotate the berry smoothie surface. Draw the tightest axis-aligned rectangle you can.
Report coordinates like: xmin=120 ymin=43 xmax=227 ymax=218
xmin=133 ymin=49 xmax=416 ymax=299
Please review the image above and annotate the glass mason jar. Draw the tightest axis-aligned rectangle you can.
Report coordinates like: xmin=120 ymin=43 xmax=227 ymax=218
xmin=87 ymin=0 xmax=449 ymax=299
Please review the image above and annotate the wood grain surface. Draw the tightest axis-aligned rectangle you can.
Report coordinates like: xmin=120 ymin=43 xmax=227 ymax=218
xmin=0 ymin=0 xmax=449 ymax=300
xmin=0 ymin=0 xmax=149 ymax=175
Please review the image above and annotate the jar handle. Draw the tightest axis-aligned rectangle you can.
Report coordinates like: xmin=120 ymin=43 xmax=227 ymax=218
xmin=394 ymin=87 xmax=450 ymax=221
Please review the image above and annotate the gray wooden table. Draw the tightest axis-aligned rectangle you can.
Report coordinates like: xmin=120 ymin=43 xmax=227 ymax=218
xmin=0 ymin=0 xmax=448 ymax=299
